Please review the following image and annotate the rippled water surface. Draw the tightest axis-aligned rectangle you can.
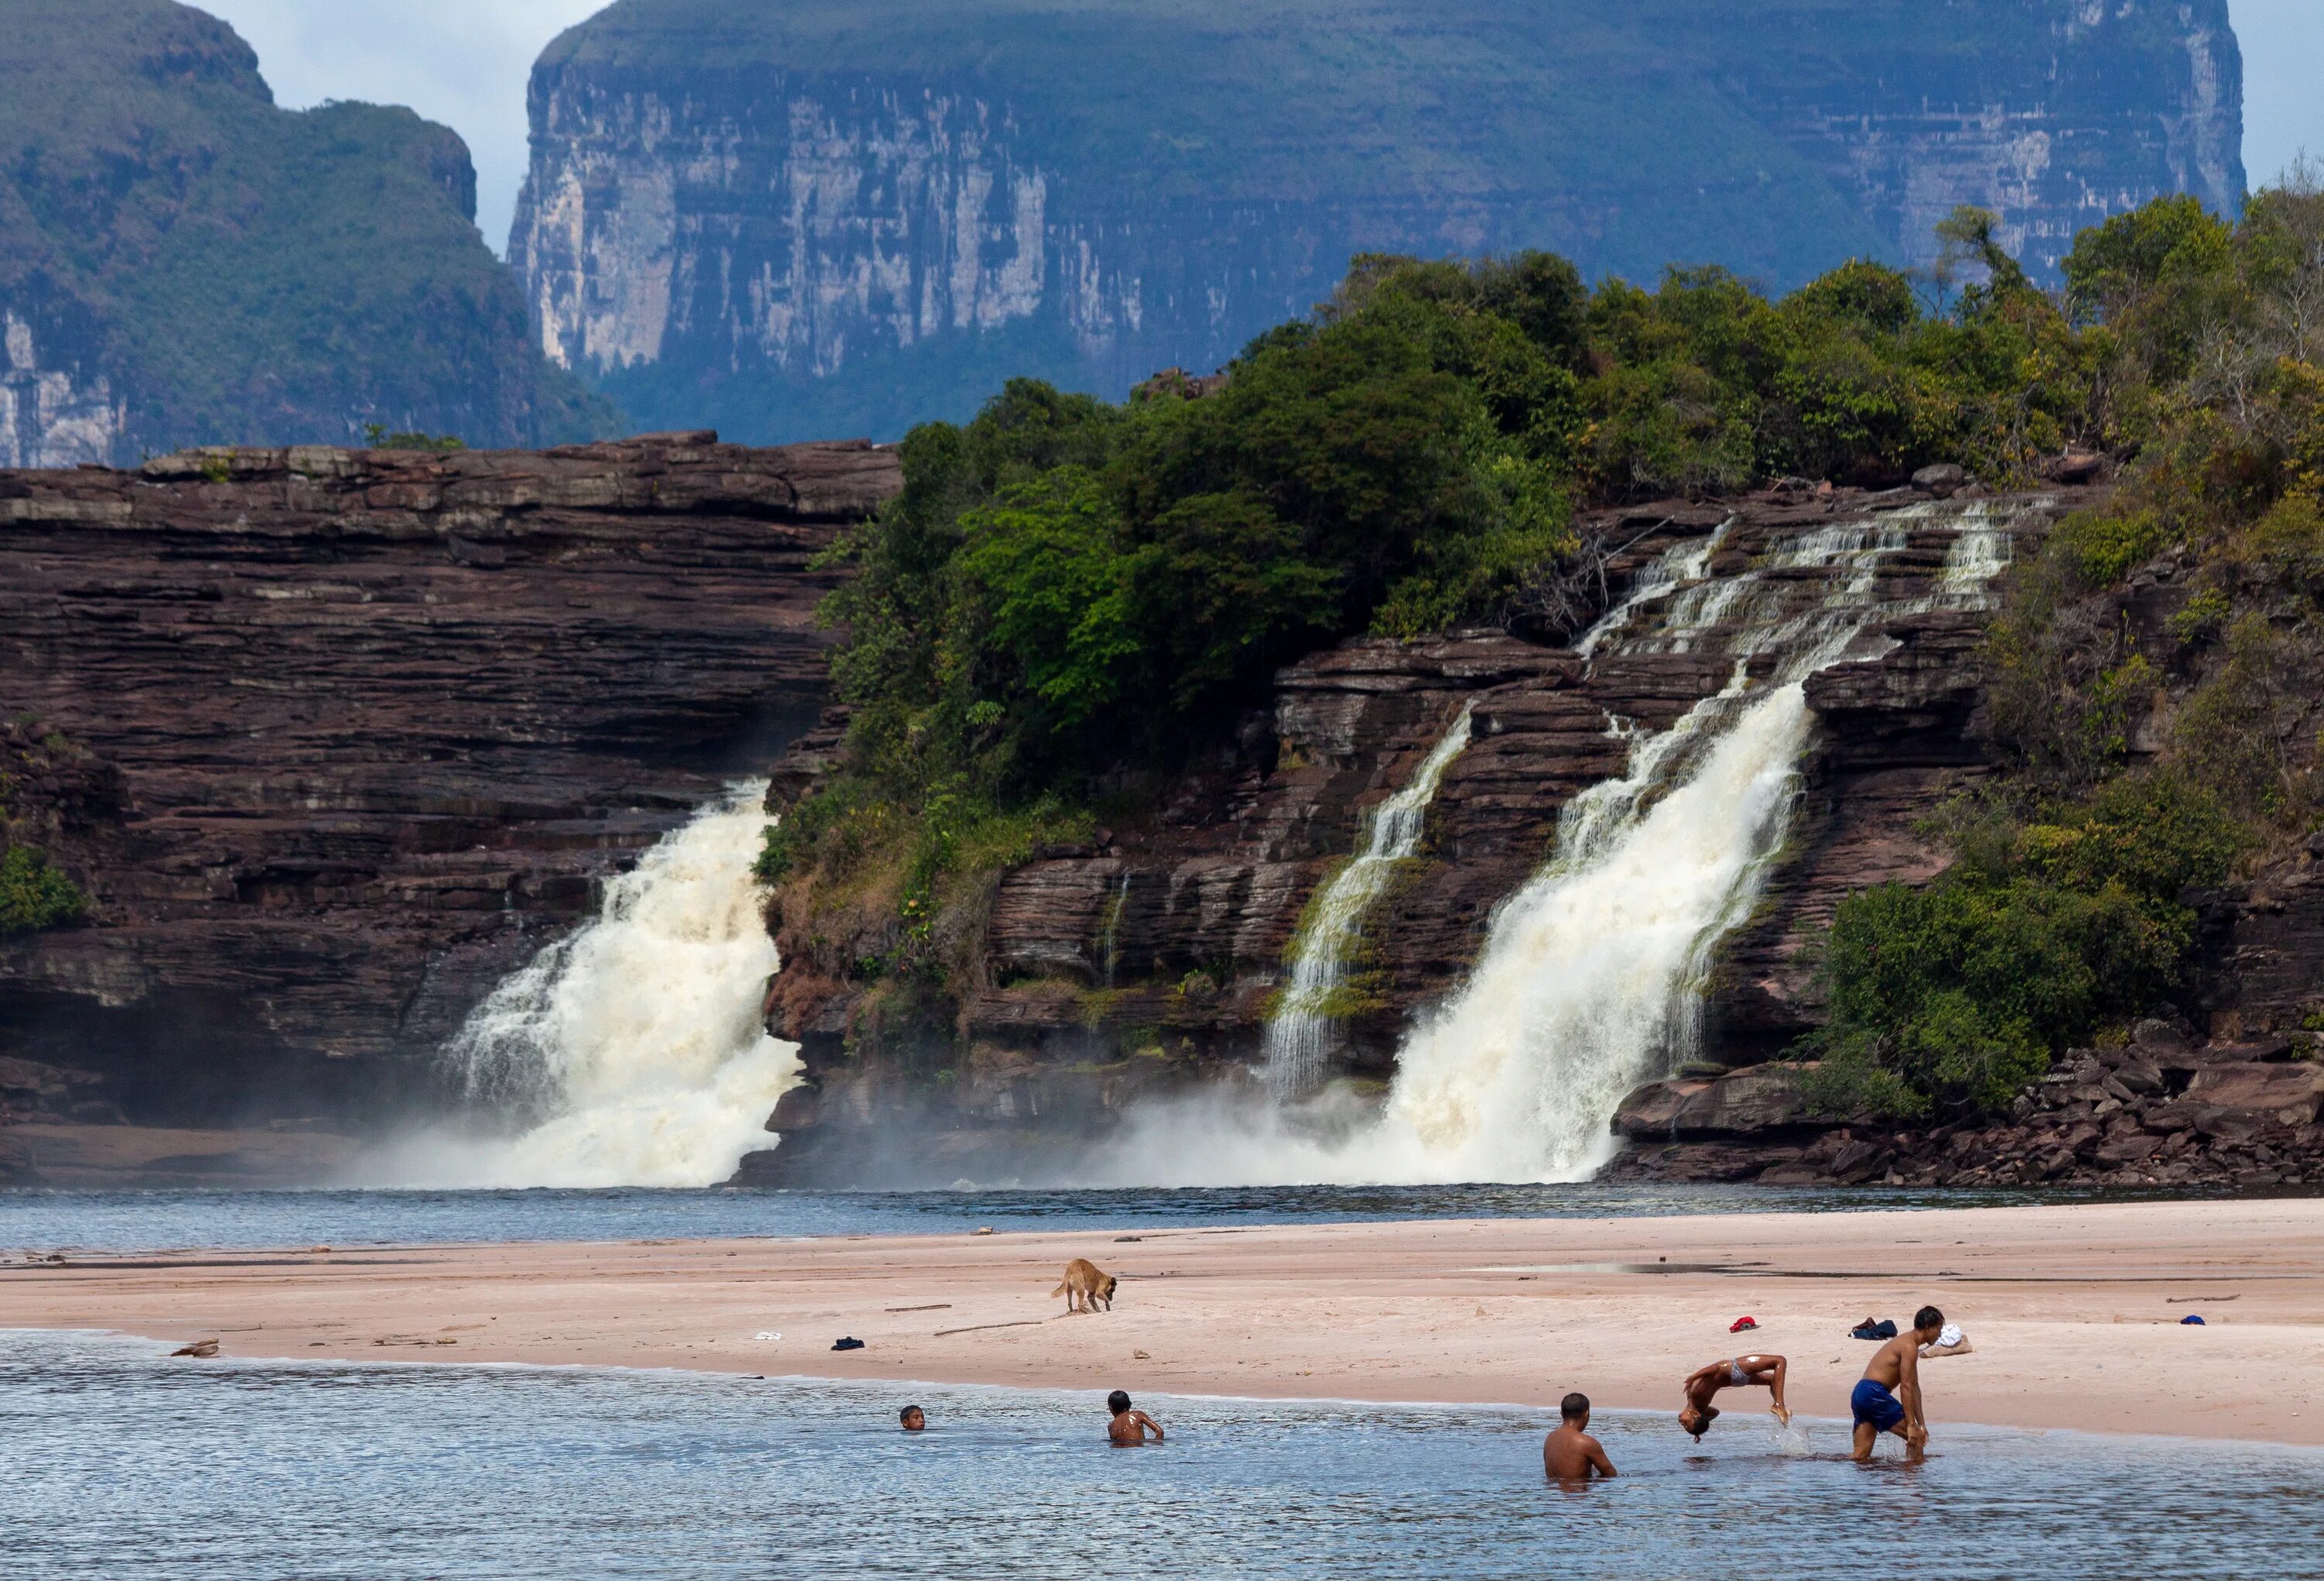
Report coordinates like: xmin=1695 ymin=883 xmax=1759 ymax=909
xmin=0 ymin=1181 xmax=2096 ymax=1253
xmin=4 ymin=1332 xmax=2317 ymax=1579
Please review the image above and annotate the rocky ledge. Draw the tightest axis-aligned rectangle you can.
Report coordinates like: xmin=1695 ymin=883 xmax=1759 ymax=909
xmin=751 ymin=482 xmax=2096 ymax=1184
xmin=1606 ymin=1020 xmax=2324 ymax=1191
xmin=2 ymin=434 xmax=899 ymax=1142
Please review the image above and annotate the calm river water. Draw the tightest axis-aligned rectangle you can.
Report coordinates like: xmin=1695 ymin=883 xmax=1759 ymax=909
xmin=4 ymin=1331 xmax=2318 ymax=1579
xmin=0 ymin=1180 xmax=2107 ymax=1253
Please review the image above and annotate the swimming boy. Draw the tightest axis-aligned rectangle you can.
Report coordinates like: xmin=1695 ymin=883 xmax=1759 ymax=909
xmin=1542 ymin=1392 xmax=1618 ymax=1481
xmin=1106 ymin=1390 xmax=1164 ymax=1445
xmin=1677 ymin=1353 xmax=1790 ymax=1439
xmin=899 ymin=1405 xmax=926 ymax=1431
xmin=1851 ymin=1305 xmax=1944 ymax=1462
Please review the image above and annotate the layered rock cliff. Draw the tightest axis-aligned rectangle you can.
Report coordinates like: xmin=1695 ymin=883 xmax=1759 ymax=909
xmin=0 ymin=0 xmax=614 ymax=465
xmin=0 ymin=435 xmax=898 ymax=1129
xmin=514 ymin=0 xmax=2243 ymax=442
xmin=752 ymin=482 xmax=2099 ymax=1183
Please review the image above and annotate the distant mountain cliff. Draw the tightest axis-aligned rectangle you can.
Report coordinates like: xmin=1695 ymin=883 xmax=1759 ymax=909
xmin=513 ymin=0 xmax=2244 ymax=442
xmin=0 ymin=0 xmax=614 ymax=467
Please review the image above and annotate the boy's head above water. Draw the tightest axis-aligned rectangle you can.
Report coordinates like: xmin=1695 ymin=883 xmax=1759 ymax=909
xmin=899 ymin=1405 xmax=925 ymax=1431
xmin=1560 ymin=1392 xmax=1590 ymax=1424
xmin=1108 ymin=1390 xmax=1133 ymax=1414
xmin=1678 ymin=1402 xmax=1720 ymax=1438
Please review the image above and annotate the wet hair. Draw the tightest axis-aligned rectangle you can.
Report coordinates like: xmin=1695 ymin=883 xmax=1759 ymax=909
xmin=1914 ymin=1305 xmax=1945 ymax=1334
xmin=1108 ymin=1390 xmax=1132 ymax=1414
xmin=1680 ymin=1402 xmax=1719 ymax=1436
xmin=899 ymin=1405 xmax=923 ymax=1424
xmin=1560 ymin=1392 xmax=1590 ymax=1421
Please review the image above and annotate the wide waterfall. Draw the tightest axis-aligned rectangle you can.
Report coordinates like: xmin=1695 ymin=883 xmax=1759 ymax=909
xmin=1122 ymin=498 xmax=2026 ymax=1186
xmin=376 ymin=785 xmax=799 ymax=1189
xmin=1261 ymin=701 xmax=1476 ymax=1097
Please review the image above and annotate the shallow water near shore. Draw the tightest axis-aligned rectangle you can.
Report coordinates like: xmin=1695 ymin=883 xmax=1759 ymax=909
xmin=0 ymin=1179 xmax=2133 ymax=1253
xmin=5 ymin=1331 xmax=2318 ymax=1579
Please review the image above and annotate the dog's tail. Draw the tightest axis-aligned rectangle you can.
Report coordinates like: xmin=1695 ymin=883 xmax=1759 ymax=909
xmin=1050 ymin=1281 xmax=1067 ymax=1297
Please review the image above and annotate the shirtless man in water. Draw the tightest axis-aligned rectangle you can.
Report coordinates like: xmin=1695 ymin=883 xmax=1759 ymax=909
xmin=1106 ymin=1390 xmax=1164 ymax=1446
xmin=1851 ymin=1306 xmax=1944 ymax=1462
xmin=1542 ymin=1393 xmax=1618 ymax=1481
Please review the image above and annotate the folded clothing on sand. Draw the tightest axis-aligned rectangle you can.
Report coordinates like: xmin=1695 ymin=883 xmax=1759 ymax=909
xmin=1920 ymin=1322 xmax=1971 ymax=1356
xmin=1849 ymin=1318 xmax=1899 ymax=1341
xmin=1850 ymin=1378 xmax=1906 ymax=1431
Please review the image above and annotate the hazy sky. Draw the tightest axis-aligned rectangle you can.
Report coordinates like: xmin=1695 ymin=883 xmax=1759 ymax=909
xmin=201 ymin=0 xmax=2324 ymax=258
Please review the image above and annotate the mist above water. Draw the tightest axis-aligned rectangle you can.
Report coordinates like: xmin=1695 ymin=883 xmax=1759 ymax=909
xmin=365 ymin=786 xmax=798 ymax=1189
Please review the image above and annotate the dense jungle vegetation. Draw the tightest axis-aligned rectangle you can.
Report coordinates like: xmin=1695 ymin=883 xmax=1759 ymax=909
xmin=1807 ymin=180 xmax=2324 ymax=1117
xmin=768 ymin=188 xmax=2324 ymax=1111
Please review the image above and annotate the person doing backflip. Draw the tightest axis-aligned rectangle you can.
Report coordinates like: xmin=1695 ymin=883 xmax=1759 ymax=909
xmin=1676 ymin=1352 xmax=1790 ymax=1439
xmin=1851 ymin=1306 xmax=1944 ymax=1462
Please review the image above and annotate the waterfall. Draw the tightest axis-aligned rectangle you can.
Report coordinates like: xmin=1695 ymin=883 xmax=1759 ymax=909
xmin=1573 ymin=516 xmax=1733 ymax=656
xmin=383 ymin=785 xmax=799 ymax=1189
xmin=1101 ymin=871 xmax=1131 ymax=988
xmin=1380 ymin=500 xmax=2027 ymax=1178
xmin=1262 ymin=702 xmax=1476 ymax=1096
xmin=1109 ymin=498 xmax=2027 ymax=1187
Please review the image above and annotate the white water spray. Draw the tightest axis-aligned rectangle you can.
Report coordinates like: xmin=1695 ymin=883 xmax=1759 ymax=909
xmin=1102 ymin=500 xmax=2027 ymax=1187
xmin=1262 ymin=702 xmax=1475 ymax=1096
xmin=377 ymin=785 xmax=799 ymax=1189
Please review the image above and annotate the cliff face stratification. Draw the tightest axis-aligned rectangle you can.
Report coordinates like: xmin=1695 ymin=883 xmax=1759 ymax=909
xmin=0 ymin=0 xmax=614 ymax=465
xmin=514 ymin=0 xmax=2243 ymax=442
xmin=754 ymin=483 xmax=2096 ymax=1183
xmin=0 ymin=435 xmax=898 ymax=1127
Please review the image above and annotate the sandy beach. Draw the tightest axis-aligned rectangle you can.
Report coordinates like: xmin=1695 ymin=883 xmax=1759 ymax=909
xmin=5 ymin=1198 xmax=2320 ymax=1444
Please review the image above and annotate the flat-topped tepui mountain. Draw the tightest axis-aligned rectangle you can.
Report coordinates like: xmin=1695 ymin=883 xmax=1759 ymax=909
xmin=0 ymin=0 xmax=614 ymax=467
xmin=514 ymin=0 xmax=2244 ymax=442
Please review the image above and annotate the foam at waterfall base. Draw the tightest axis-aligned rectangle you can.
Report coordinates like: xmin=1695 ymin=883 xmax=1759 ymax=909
xmin=359 ymin=786 xmax=799 ymax=1190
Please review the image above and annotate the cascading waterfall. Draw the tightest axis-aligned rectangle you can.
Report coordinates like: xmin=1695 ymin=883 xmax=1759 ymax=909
xmin=1116 ymin=500 xmax=2025 ymax=1187
xmin=1380 ymin=502 xmax=2024 ymax=1179
xmin=380 ymin=785 xmax=799 ymax=1189
xmin=1261 ymin=702 xmax=1476 ymax=1096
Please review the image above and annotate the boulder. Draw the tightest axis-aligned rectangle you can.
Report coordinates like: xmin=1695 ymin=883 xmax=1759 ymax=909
xmin=1615 ymin=1063 xmax=1820 ymax=1138
xmin=2130 ymin=1019 xmax=2192 ymax=1058
xmin=2092 ymin=1132 xmax=2163 ymax=1167
xmin=2185 ymin=1062 xmax=2324 ymax=1126
xmin=1912 ymin=462 xmax=1968 ymax=497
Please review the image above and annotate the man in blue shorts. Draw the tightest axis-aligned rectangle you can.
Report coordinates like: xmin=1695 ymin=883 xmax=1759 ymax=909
xmin=1851 ymin=1304 xmax=1944 ymax=1462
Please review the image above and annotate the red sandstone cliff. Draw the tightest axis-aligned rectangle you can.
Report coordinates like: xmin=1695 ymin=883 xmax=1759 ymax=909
xmin=1 ymin=434 xmax=899 ymax=1130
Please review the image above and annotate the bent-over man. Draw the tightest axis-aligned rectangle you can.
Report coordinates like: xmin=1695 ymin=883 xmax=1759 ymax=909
xmin=1851 ymin=1306 xmax=1944 ymax=1462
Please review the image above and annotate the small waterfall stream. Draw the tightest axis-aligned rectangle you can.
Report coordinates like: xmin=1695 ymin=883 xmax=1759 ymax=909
xmin=1261 ymin=702 xmax=1476 ymax=1096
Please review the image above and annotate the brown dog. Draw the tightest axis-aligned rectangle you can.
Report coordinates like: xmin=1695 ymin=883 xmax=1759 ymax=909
xmin=1050 ymin=1258 xmax=1118 ymax=1314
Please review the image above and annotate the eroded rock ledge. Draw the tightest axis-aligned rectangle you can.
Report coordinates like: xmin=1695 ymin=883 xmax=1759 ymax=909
xmin=1 ymin=434 xmax=899 ymax=1135
xmin=1606 ymin=1021 xmax=2324 ymax=1191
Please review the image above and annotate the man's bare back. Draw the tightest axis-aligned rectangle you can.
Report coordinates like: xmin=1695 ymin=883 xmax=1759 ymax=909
xmin=1542 ymin=1393 xmax=1616 ymax=1481
xmin=1105 ymin=1389 xmax=1163 ymax=1445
